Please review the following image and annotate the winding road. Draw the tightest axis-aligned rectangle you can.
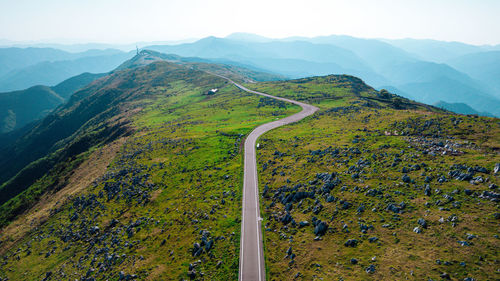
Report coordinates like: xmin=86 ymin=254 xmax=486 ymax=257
xmin=219 ymin=77 xmax=318 ymax=281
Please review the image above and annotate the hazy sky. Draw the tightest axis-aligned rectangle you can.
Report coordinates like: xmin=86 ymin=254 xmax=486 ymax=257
xmin=1 ymin=0 xmax=499 ymax=45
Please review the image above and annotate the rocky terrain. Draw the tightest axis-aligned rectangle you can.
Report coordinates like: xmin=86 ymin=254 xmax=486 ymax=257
xmin=0 ymin=58 xmax=299 ymax=280
xmin=0 ymin=56 xmax=498 ymax=280
xmin=249 ymin=77 xmax=500 ymax=280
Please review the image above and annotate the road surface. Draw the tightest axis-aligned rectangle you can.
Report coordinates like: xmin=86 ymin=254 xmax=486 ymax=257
xmin=218 ymin=77 xmax=318 ymax=281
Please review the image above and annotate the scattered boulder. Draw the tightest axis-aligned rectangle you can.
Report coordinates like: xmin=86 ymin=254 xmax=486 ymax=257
xmin=344 ymin=239 xmax=358 ymax=247
xmin=365 ymin=264 xmax=376 ymax=274
xmin=298 ymin=221 xmax=309 ymax=228
xmin=314 ymin=221 xmax=328 ymax=236
xmin=417 ymin=218 xmax=428 ymax=229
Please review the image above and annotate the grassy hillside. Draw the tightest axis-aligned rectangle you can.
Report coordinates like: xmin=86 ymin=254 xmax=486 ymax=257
xmin=0 ymin=62 xmax=498 ymax=280
xmin=244 ymin=78 xmax=499 ymax=280
xmin=0 ymin=60 xmax=300 ymax=280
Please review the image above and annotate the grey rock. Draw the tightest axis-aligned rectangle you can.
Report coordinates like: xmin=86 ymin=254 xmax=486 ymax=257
xmin=344 ymin=239 xmax=358 ymax=247
xmin=417 ymin=218 xmax=428 ymax=228
xmin=365 ymin=264 xmax=376 ymax=274
xmin=298 ymin=221 xmax=309 ymax=228
xmin=314 ymin=221 xmax=328 ymax=236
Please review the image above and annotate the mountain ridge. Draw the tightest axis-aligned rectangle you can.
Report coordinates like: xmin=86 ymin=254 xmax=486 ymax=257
xmin=145 ymin=34 xmax=500 ymax=116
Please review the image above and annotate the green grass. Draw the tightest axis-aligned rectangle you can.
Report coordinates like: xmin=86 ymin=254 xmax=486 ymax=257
xmin=0 ymin=68 xmax=498 ymax=281
xmin=0 ymin=67 xmax=300 ymax=280
xmin=247 ymin=78 xmax=500 ymax=280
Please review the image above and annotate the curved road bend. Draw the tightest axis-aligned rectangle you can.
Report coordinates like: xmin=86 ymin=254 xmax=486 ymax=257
xmin=214 ymin=75 xmax=318 ymax=281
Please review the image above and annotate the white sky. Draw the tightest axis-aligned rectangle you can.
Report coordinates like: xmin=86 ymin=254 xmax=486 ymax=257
xmin=1 ymin=0 xmax=499 ymax=45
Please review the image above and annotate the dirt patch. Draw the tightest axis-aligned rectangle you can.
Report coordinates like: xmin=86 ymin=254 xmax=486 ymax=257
xmin=150 ymin=188 xmax=162 ymax=201
xmin=0 ymin=137 xmax=127 ymax=254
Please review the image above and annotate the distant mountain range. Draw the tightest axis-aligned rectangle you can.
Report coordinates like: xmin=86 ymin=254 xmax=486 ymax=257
xmin=0 ymin=47 xmax=133 ymax=91
xmin=1 ymin=33 xmax=499 ymax=118
xmin=144 ymin=33 xmax=500 ymax=117
xmin=434 ymin=101 xmax=494 ymax=117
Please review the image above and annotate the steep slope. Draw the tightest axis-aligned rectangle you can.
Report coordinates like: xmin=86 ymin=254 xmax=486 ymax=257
xmin=0 ymin=86 xmax=64 ymax=133
xmin=0 ymin=72 xmax=106 ymax=132
xmin=0 ymin=52 xmax=293 ymax=219
xmin=51 ymin=72 xmax=107 ymax=99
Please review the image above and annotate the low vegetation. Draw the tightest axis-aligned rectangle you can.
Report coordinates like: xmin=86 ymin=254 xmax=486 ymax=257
xmin=0 ymin=61 xmax=299 ymax=280
xmin=247 ymin=77 xmax=500 ymax=280
xmin=0 ymin=60 xmax=498 ymax=281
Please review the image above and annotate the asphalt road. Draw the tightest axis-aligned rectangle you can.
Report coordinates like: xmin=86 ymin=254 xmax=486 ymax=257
xmin=224 ymin=79 xmax=318 ymax=281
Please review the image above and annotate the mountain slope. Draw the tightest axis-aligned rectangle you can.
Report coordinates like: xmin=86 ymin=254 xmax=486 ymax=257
xmin=51 ymin=72 xmax=107 ymax=99
xmin=307 ymin=35 xmax=418 ymax=69
xmin=250 ymin=79 xmax=499 ymax=280
xmin=0 ymin=72 xmax=106 ymax=132
xmin=147 ymin=37 xmax=375 ymax=75
xmin=397 ymin=76 xmax=500 ymax=116
xmin=0 ymin=51 xmax=292 ymax=211
xmin=0 ymin=86 xmax=63 ymax=133
xmin=0 ymin=47 xmax=73 ymax=77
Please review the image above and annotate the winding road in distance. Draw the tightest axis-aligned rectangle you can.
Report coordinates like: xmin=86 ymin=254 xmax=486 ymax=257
xmin=217 ymin=75 xmax=318 ymax=281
